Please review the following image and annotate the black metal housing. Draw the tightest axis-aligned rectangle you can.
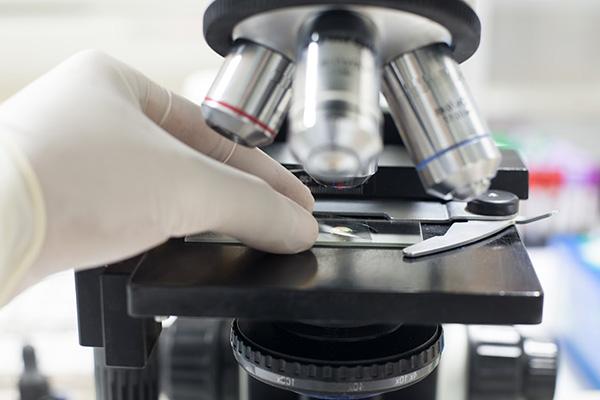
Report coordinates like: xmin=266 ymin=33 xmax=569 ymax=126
xmin=269 ymin=114 xmax=530 ymax=200
xmin=75 ymin=257 xmax=162 ymax=368
xmin=267 ymin=144 xmax=529 ymax=200
xmin=127 ymin=225 xmax=543 ymax=325
xmin=231 ymin=321 xmax=442 ymax=398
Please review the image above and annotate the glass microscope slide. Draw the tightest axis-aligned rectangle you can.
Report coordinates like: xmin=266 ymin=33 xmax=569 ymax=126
xmin=185 ymin=218 xmax=422 ymax=248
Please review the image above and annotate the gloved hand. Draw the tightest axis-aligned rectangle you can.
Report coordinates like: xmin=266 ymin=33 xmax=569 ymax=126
xmin=0 ymin=50 xmax=318 ymax=303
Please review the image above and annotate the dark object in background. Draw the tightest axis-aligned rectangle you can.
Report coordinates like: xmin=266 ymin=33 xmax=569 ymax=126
xmin=19 ymin=345 xmax=57 ymax=400
xmin=468 ymin=326 xmax=559 ymax=400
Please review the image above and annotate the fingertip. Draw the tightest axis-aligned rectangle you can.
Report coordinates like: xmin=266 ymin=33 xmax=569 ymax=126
xmin=245 ymin=196 xmax=318 ymax=255
xmin=273 ymin=202 xmax=318 ymax=254
xmin=289 ymin=209 xmax=319 ymax=254
xmin=185 ymin=161 xmax=317 ymax=255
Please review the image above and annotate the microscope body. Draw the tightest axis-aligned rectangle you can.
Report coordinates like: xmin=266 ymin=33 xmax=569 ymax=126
xmin=201 ymin=0 xmax=500 ymax=200
xmin=72 ymin=2 xmax=558 ymax=400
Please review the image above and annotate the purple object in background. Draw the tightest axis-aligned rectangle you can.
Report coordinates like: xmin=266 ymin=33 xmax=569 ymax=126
xmin=505 ymin=132 xmax=600 ymax=243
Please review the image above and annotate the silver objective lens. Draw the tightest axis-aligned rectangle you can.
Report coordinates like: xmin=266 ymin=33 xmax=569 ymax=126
xmin=382 ymin=43 xmax=501 ymax=200
xmin=289 ymin=11 xmax=383 ymax=189
xmin=202 ymin=40 xmax=294 ymax=147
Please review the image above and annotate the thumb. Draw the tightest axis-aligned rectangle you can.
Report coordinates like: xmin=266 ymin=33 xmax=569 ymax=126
xmin=163 ymin=148 xmax=319 ymax=254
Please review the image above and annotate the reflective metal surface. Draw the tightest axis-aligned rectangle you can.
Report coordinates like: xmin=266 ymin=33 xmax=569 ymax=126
xmin=289 ymin=11 xmax=383 ymax=188
xmin=382 ymin=43 xmax=501 ymax=200
xmin=201 ymin=40 xmax=293 ymax=147
xmin=232 ymin=5 xmax=452 ymax=63
xmin=403 ymin=211 xmax=555 ymax=258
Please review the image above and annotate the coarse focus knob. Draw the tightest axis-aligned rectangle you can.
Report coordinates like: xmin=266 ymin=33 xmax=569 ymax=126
xmin=522 ymin=338 xmax=560 ymax=400
xmin=467 ymin=326 xmax=558 ymax=400
xmin=160 ymin=318 xmax=238 ymax=400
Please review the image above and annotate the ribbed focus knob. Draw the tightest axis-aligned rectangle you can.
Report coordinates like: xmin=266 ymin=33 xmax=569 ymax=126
xmin=467 ymin=326 xmax=558 ymax=400
xmin=160 ymin=318 xmax=237 ymax=400
xmin=522 ymin=339 xmax=560 ymax=400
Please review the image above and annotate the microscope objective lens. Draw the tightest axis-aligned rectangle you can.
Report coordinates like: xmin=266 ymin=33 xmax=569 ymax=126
xmin=202 ymin=40 xmax=294 ymax=147
xmin=289 ymin=10 xmax=383 ymax=188
xmin=382 ymin=43 xmax=501 ymax=200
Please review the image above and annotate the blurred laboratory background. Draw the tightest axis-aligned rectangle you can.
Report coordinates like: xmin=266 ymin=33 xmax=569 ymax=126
xmin=1 ymin=0 xmax=599 ymax=399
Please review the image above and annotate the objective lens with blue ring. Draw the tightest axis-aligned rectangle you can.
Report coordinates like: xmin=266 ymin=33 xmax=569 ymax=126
xmin=382 ymin=43 xmax=501 ymax=201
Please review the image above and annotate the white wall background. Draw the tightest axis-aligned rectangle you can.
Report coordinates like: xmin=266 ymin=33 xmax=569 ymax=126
xmin=472 ymin=0 xmax=600 ymax=122
xmin=0 ymin=0 xmax=221 ymax=99
xmin=1 ymin=0 xmax=599 ymax=178
xmin=1 ymin=0 xmax=598 ymax=129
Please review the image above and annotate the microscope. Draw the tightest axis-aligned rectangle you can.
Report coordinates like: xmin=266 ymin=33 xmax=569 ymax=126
xmin=73 ymin=1 xmax=558 ymax=399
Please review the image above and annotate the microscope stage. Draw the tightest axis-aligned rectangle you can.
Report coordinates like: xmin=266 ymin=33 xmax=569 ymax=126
xmin=128 ymin=225 xmax=543 ymax=325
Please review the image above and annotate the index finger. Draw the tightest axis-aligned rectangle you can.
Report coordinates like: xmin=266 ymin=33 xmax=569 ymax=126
xmin=142 ymin=79 xmax=314 ymax=212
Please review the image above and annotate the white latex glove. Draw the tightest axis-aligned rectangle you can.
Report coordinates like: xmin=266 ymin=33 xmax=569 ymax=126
xmin=0 ymin=50 xmax=318 ymax=304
